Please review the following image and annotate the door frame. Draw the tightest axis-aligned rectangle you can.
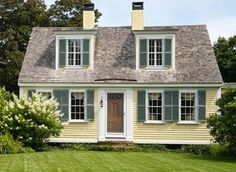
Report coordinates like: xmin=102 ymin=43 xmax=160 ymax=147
xmin=98 ymin=88 xmax=133 ymax=141
xmin=106 ymin=91 xmax=126 ymax=138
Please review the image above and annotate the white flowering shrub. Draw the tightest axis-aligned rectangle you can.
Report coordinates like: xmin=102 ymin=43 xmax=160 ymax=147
xmin=0 ymin=87 xmax=12 ymax=134
xmin=4 ymin=93 xmax=63 ymax=150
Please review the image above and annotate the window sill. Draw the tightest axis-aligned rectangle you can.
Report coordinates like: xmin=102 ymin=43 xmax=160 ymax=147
xmin=64 ymin=66 xmax=85 ymax=70
xmin=177 ymin=121 xmax=200 ymax=125
xmin=144 ymin=66 xmax=172 ymax=71
xmin=68 ymin=120 xmax=88 ymax=123
xmin=144 ymin=121 xmax=166 ymax=124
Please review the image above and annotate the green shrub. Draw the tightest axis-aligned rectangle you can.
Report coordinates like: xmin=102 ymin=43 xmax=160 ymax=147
xmin=48 ymin=143 xmax=167 ymax=152
xmin=182 ymin=144 xmax=230 ymax=156
xmin=207 ymin=88 xmax=236 ymax=154
xmin=3 ymin=93 xmax=63 ymax=150
xmin=0 ymin=134 xmax=34 ymax=154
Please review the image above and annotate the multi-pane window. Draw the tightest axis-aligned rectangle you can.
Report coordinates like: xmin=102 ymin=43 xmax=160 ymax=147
xmin=71 ymin=92 xmax=85 ymax=120
xmin=147 ymin=92 xmax=162 ymax=120
xmin=180 ymin=92 xmax=196 ymax=121
xmin=68 ymin=39 xmax=82 ymax=66
xmin=38 ymin=92 xmax=52 ymax=99
xmin=148 ymin=39 xmax=163 ymax=66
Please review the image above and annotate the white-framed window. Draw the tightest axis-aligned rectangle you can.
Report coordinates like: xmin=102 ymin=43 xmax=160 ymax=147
xmin=67 ymin=39 xmax=82 ymax=66
xmin=148 ymin=39 xmax=163 ymax=66
xmin=180 ymin=91 xmax=197 ymax=121
xmin=70 ymin=91 xmax=86 ymax=120
xmin=146 ymin=91 xmax=163 ymax=121
xmin=37 ymin=90 xmax=52 ymax=99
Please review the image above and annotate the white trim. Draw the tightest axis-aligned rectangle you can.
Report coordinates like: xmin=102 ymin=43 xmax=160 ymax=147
xmin=105 ymin=91 xmax=126 ymax=138
xmin=19 ymin=87 xmax=24 ymax=97
xmin=18 ymin=83 xmax=223 ymax=88
xmin=126 ymin=89 xmax=133 ymax=141
xmin=98 ymin=88 xmax=133 ymax=141
xmin=217 ymin=88 xmax=221 ymax=99
xmin=55 ymin=31 xmax=97 ymax=35
xmin=106 ymin=134 xmax=125 ymax=138
xmin=98 ymin=89 xmax=106 ymax=141
xmin=177 ymin=121 xmax=200 ymax=125
xmin=49 ymin=138 xmax=97 ymax=143
xmin=55 ymin=38 xmax=59 ymax=70
xmin=144 ymin=121 xmax=166 ymax=124
xmin=68 ymin=120 xmax=88 ymax=123
xmin=69 ymin=89 xmax=86 ymax=121
xmin=134 ymin=140 xmax=211 ymax=145
xmin=36 ymin=89 xmax=53 ymax=93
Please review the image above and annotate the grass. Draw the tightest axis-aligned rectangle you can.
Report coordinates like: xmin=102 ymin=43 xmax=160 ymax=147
xmin=0 ymin=151 xmax=235 ymax=172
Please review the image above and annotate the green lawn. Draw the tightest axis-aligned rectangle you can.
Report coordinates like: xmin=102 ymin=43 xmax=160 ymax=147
xmin=0 ymin=151 xmax=235 ymax=172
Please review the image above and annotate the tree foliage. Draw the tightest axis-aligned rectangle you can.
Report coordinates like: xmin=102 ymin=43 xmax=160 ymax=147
xmin=0 ymin=0 xmax=101 ymax=93
xmin=214 ymin=36 xmax=236 ymax=82
xmin=0 ymin=0 xmax=48 ymax=93
xmin=48 ymin=0 xmax=101 ymax=27
xmin=207 ymin=88 xmax=236 ymax=153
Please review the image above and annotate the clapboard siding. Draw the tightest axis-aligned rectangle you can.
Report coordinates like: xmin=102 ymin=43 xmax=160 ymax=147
xmin=133 ymin=88 xmax=218 ymax=142
xmin=58 ymin=89 xmax=98 ymax=139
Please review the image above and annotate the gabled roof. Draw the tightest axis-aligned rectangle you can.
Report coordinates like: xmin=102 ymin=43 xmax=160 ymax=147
xmin=18 ymin=25 xmax=223 ymax=84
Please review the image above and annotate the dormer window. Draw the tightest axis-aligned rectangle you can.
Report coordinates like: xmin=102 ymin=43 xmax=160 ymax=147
xmin=137 ymin=34 xmax=175 ymax=70
xmin=56 ymin=34 xmax=95 ymax=69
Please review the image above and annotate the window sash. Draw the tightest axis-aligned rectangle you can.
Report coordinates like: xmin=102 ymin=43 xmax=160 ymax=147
xmin=70 ymin=92 xmax=85 ymax=120
xmin=148 ymin=39 xmax=164 ymax=67
xmin=67 ymin=39 xmax=82 ymax=66
xmin=37 ymin=91 xmax=52 ymax=99
xmin=180 ymin=92 xmax=196 ymax=121
xmin=147 ymin=92 xmax=163 ymax=121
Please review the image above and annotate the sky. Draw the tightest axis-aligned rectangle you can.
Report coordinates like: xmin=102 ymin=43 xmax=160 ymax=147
xmin=45 ymin=0 xmax=236 ymax=44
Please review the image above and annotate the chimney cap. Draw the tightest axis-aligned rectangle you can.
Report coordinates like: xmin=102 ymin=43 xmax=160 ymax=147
xmin=132 ymin=2 xmax=144 ymax=10
xmin=83 ymin=3 xmax=94 ymax=11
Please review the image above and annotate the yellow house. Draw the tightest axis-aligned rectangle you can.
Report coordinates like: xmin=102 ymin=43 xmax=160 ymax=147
xmin=18 ymin=2 xmax=223 ymax=144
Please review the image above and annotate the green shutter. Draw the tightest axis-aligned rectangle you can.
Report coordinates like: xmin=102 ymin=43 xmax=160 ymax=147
xmin=140 ymin=39 xmax=147 ymax=67
xmin=59 ymin=39 xmax=66 ymax=67
xmin=83 ymin=39 xmax=90 ymax=66
xmin=164 ymin=39 xmax=172 ymax=66
xmin=164 ymin=91 xmax=172 ymax=121
xmin=198 ymin=90 xmax=206 ymax=122
xmin=164 ymin=90 xmax=179 ymax=122
xmin=53 ymin=89 xmax=69 ymax=122
xmin=172 ymin=91 xmax=179 ymax=121
xmin=86 ymin=89 xmax=94 ymax=121
xmin=28 ymin=89 xmax=35 ymax=98
xmin=137 ymin=90 xmax=146 ymax=122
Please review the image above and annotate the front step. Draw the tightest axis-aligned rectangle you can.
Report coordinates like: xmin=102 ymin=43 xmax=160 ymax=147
xmin=105 ymin=137 xmax=126 ymax=142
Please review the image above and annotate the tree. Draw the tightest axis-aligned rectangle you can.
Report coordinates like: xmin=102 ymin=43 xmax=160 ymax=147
xmin=48 ymin=0 xmax=101 ymax=27
xmin=207 ymin=88 xmax=236 ymax=153
xmin=214 ymin=36 xmax=236 ymax=82
xmin=0 ymin=0 xmax=101 ymax=94
xmin=0 ymin=0 xmax=49 ymax=93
